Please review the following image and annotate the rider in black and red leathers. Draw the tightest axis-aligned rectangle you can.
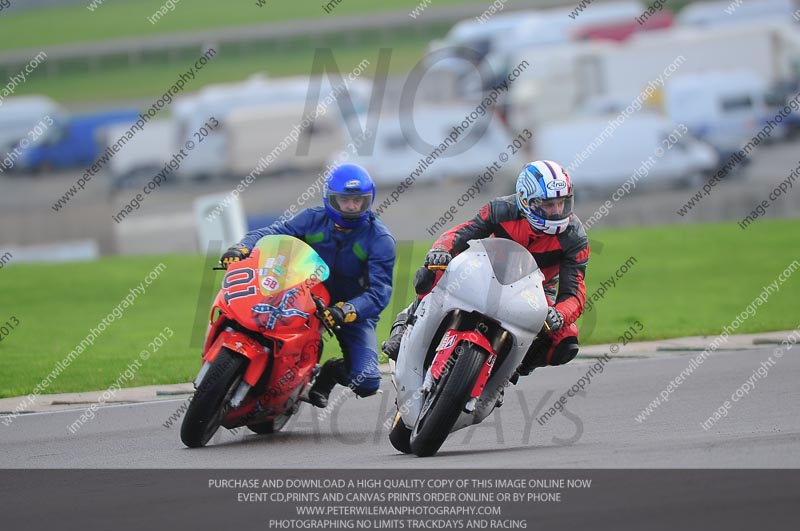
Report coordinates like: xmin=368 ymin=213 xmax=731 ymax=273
xmin=383 ymin=160 xmax=589 ymax=377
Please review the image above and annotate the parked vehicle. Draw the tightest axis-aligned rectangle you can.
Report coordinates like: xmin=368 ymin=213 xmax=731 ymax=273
xmin=677 ymin=0 xmax=796 ymax=28
xmin=102 ymin=75 xmax=371 ymax=182
xmin=101 ymin=119 xmax=177 ymax=187
xmin=428 ymin=2 xmax=646 ymax=95
xmin=506 ymin=20 xmax=800 ymax=133
xmin=763 ymin=79 xmax=800 ymax=140
xmin=341 ymin=104 xmax=524 ymax=187
xmin=535 ymin=113 xmax=719 ymax=192
xmin=664 ymin=70 xmax=769 ymax=157
xmin=14 ymin=109 xmax=140 ymax=172
xmin=601 ymin=22 xmax=799 ymax=99
xmin=427 ymin=10 xmax=541 ymax=67
xmin=0 ymin=95 xmax=64 ymax=161
xmin=225 ymin=101 xmax=346 ymax=176
xmin=173 ymin=74 xmax=370 ymax=180
xmin=181 ymin=235 xmax=331 ymax=448
xmin=574 ymin=11 xmax=673 ymax=41
xmin=390 ymin=238 xmax=547 ymax=457
xmin=486 ymin=1 xmax=645 ymax=68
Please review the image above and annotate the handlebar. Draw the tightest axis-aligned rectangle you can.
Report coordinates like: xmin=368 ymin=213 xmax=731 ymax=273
xmin=313 ymin=296 xmax=337 ymax=336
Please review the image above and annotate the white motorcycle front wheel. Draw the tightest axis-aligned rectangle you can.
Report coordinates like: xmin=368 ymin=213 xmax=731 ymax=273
xmin=409 ymin=342 xmax=486 ymax=457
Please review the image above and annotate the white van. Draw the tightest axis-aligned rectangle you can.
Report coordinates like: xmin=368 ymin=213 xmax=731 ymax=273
xmin=102 ymin=119 xmax=178 ymax=187
xmin=427 ymin=10 xmax=542 ymax=63
xmin=677 ymin=0 xmax=796 ymax=28
xmin=173 ymin=74 xmax=371 ymax=180
xmin=536 ymin=113 xmax=719 ymax=192
xmin=225 ymin=102 xmax=345 ymax=176
xmin=506 ymin=21 xmax=799 ymax=132
xmin=424 ymin=12 xmax=541 ymax=96
xmin=427 ymin=2 xmax=644 ymax=96
xmin=492 ymin=1 xmax=644 ymax=51
xmin=664 ymin=70 xmax=768 ymax=156
xmin=0 ymin=95 xmax=64 ymax=158
xmin=341 ymin=104 xmax=524 ymax=187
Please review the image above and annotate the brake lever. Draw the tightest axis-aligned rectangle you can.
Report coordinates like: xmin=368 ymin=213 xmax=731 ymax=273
xmin=313 ymin=296 xmax=337 ymax=336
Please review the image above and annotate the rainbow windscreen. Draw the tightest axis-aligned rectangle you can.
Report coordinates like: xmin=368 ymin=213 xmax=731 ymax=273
xmin=253 ymin=235 xmax=329 ymax=295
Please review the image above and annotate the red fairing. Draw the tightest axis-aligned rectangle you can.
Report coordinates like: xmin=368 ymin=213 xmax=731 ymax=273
xmin=199 ymin=241 xmax=330 ymax=430
xmin=204 ymin=330 xmax=267 ymax=387
xmin=430 ymin=330 xmax=496 ymax=400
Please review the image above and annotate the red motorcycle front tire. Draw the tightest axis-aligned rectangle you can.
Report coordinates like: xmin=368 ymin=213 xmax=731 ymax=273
xmin=180 ymin=348 xmax=246 ymax=448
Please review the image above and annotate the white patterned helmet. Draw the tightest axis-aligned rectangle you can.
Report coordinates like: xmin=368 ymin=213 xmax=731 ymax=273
xmin=515 ymin=160 xmax=574 ymax=235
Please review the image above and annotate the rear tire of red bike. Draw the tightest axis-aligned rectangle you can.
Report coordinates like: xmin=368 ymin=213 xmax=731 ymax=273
xmin=180 ymin=349 xmax=246 ymax=448
xmin=409 ymin=343 xmax=485 ymax=457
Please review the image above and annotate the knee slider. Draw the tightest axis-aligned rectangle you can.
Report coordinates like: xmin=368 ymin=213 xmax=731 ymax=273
xmin=414 ymin=266 xmax=436 ymax=295
xmin=351 ymin=376 xmax=381 ymax=398
xmin=550 ymin=337 xmax=579 ymax=366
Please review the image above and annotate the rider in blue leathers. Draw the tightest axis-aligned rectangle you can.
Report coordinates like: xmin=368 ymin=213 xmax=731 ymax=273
xmin=220 ymin=164 xmax=396 ymax=407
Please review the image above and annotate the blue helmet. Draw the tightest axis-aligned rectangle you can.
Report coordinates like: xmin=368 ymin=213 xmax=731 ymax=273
xmin=323 ymin=163 xmax=376 ymax=228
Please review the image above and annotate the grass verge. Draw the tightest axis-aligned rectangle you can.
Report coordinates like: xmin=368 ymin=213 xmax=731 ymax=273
xmin=0 ymin=0 xmax=468 ymax=52
xmin=0 ymin=218 xmax=797 ymax=398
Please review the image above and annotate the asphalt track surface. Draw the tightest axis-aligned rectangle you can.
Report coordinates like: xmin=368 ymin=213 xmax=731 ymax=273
xmin=2 ymin=347 xmax=798 ymax=468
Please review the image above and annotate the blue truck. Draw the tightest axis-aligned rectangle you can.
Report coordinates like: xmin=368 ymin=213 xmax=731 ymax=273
xmin=15 ymin=109 xmax=140 ymax=172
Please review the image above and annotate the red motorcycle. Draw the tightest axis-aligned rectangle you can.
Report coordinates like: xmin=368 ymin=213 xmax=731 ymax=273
xmin=181 ymin=235 xmax=333 ymax=448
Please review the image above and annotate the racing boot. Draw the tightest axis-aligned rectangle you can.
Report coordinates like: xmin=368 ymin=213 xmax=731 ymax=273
xmin=513 ymin=336 xmax=580 ymax=384
xmin=495 ymin=388 xmax=505 ymax=408
xmin=308 ymin=358 xmax=345 ymax=408
xmin=513 ymin=334 xmax=552 ymax=381
xmin=381 ymin=300 xmax=418 ymax=361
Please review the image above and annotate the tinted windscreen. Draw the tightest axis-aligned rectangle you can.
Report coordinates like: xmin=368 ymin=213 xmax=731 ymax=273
xmin=479 ymin=238 xmax=539 ymax=285
xmin=253 ymin=235 xmax=329 ymax=296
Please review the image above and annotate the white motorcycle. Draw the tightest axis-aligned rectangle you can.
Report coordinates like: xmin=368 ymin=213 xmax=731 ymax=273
xmin=389 ymin=238 xmax=549 ymax=457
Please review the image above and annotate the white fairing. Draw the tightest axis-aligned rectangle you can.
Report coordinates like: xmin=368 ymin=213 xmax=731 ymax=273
xmin=394 ymin=238 xmax=547 ymax=431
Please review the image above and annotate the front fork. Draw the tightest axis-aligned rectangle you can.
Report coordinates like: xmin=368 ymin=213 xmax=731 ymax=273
xmin=421 ymin=329 xmax=497 ymax=413
xmin=195 ymin=327 xmax=270 ymax=409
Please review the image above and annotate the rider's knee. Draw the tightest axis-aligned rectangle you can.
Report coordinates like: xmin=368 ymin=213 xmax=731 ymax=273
xmin=414 ymin=266 xmax=436 ymax=295
xmin=350 ymin=376 xmax=381 ymax=398
xmin=549 ymin=336 xmax=579 ymax=366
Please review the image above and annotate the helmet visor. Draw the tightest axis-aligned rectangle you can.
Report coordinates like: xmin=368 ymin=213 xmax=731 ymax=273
xmin=528 ymin=195 xmax=574 ymax=221
xmin=327 ymin=192 xmax=373 ymax=220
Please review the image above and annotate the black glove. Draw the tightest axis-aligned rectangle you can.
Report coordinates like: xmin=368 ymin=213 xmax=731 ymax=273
xmin=321 ymin=302 xmax=357 ymax=329
xmin=414 ymin=265 xmax=436 ymax=295
xmin=543 ymin=306 xmax=564 ymax=333
xmin=424 ymin=247 xmax=452 ymax=267
xmin=220 ymin=246 xmax=250 ymax=269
